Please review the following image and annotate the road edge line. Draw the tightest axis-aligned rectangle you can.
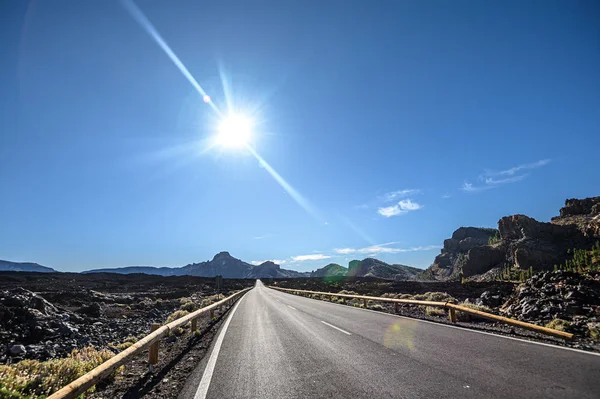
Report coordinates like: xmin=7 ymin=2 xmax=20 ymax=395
xmin=194 ymin=294 xmax=246 ymax=399
xmin=270 ymin=288 xmax=600 ymax=357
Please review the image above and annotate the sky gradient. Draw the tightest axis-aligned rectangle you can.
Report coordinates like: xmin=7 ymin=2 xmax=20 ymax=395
xmin=1 ymin=0 xmax=599 ymax=272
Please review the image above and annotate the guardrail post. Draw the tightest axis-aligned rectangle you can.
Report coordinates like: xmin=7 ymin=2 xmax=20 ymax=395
xmin=363 ymin=299 xmax=367 ymax=308
xmin=210 ymin=309 xmax=215 ymax=321
xmin=449 ymin=308 xmax=457 ymax=323
xmin=148 ymin=323 xmax=160 ymax=371
xmin=395 ymin=303 xmax=399 ymax=313
xmin=191 ymin=317 xmax=197 ymax=333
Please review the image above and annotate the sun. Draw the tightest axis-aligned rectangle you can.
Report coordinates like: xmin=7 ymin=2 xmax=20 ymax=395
xmin=216 ymin=114 xmax=253 ymax=148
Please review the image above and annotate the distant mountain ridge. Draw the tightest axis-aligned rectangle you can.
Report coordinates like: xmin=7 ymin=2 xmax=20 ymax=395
xmin=84 ymin=252 xmax=310 ymax=279
xmin=0 ymin=260 xmax=55 ymax=273
xmin=3 ymin=252 xmax=422 ymax=281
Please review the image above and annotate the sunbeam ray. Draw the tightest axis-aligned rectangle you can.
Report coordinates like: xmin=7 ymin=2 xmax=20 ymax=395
xmin=121 ymin=0 xmax=222 ymax=116
xmin=246 ymin=145 xmax=321 ymax=222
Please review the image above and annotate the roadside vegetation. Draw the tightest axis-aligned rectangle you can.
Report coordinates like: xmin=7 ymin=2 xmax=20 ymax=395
xmin=0 ymin=347 xmax=117 ymax=399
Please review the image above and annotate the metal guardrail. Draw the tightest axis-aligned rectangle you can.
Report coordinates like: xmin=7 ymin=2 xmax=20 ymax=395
xmin=48 ymin=287 xmax=252 ymax=399
xmin=269 ymin=286 xmax=574 ymax=341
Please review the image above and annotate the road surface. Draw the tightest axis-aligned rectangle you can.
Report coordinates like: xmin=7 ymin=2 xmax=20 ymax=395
xmin=180 ymin=280 xmax=600 ymax=398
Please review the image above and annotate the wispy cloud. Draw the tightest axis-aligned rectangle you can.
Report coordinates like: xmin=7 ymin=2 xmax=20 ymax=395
xmin=378 ymin=189 xmax=421 ymax=202
xmin=462 ymin=159 xmax=550 ymax=192
xmin=485 ymin=159 xmax=550 ymax=177
xmin=253 ymin=234 xmax=273 ymax=240
xmin=251 ymin=259 xmax=287 ymax=265
xmin=335 ymin=243 xmax=441 ymax=255
xmin=441 ymin=193 xmax=451 ymax=199
xmin=334 ymin=248 xmax=356 ymax=254
xmin=291 ymin=254 xmax=331 ymax=262
xmin=378 ymin=199 xmax=423 ymax=218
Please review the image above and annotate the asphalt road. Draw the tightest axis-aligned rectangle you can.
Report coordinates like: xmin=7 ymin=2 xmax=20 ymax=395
xmin=180 ymin=280 xmax=600 ymax=399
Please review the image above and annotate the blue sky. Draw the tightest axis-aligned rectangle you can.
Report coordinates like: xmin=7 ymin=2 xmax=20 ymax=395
xmin=1 ymin=1 xmax=599 ymax=272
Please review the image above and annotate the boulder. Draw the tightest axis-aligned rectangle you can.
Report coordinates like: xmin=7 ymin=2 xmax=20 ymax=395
xmin=9 ymin=344 xmax=26 ymax=356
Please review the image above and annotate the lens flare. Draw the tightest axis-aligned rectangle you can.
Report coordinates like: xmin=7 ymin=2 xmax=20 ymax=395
xmin=121 ymin=0 xmax=221 ymax=116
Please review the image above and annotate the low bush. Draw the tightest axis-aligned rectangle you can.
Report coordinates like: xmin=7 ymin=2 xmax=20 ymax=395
xmin=369 ymin=304 xmax=385 ymax=311
xmin=0 ymin=347 xmax=116 ymax=399
xmin=180 ymin=301 xmax=198 ymax=312
xmin=545 ymin=319 xmax=572 ymax=332
xmin=111 ymin=336 xmax=138 ymax=351
xmin=456 ymin=302 xmax=492 ymax=322
xmin=588 ymin=324 xmax=600 ymax=340
xmin=166 ymin=309 xmax=190 ymax=323
xmin=425 ymin=306 xmax=446 ymax=316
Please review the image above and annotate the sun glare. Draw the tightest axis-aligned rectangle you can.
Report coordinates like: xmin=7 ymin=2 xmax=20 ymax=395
xmin=216 ymin=114 xmax=252 ymax=148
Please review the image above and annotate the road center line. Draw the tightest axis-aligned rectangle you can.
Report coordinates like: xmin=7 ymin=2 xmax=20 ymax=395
xmin=321 ymin=320 xmax=351 ymax=335
xmin=194 ymin=294 xmax=246 ymax=399
xmin=287 ymin=305 xmax=296 ymax=310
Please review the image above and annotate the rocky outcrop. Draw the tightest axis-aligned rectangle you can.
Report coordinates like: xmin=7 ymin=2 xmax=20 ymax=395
xmin=551 ymin=196 xmax=600 ymax=239
xmin=422 ymin=227 xmax=497 ymax=280
xmin=422 ymin=196 xmax=600 ymax=281
xmin=502 ymin=270 xmax=600 ymax=336
xmin=498 ymin=214 xmax=592 ymax=272
xmin=310 ymin=264 xmax=348 ymax=278
xmin=347 ymin=258 xmax=422 ymax=280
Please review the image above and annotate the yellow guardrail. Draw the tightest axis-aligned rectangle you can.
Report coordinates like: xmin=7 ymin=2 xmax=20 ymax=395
xmin=48 ymin=287 xmax=252 ymax=399
xmin=269 ymin=286 xmax=574 ymax=341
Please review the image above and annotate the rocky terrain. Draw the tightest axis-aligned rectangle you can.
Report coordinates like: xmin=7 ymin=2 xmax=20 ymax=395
xmin=0 ymin=272 xmax=253 ymax=363
xmin=502 ymin=270 xmax=600 ymax=339
xmin=421 ymin=196 xmax=600 ymax=281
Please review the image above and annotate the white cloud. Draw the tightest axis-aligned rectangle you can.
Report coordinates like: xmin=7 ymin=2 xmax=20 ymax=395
xmin=378 ymin=205 xmax=406 ymax=217
xmin=334 ymin=248 xmax=357 ymax=254
xmin=463 ymin=159 xmax=551 ymax=193
xmin=442 ymin=194 xmax=451 ymax=199
xmin=291 ymin=254 xmax=331 ymax=262
xmin=336 ymin=243 xmax=441 ymax=255
xmin=486 ymin=159 xmax=550 ymax=177
xmin=250 ymin=259 xmax=287 ymax=265
xmin=378 ymin=199 xmax=423 ymax=217
xmin=461 ymin=181 xmax=494 ymax=192
xmin=379 ymin=189 xmax=421 ymax=202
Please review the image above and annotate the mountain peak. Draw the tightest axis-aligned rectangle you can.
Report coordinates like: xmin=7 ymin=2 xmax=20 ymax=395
xmin=212 ymin=251 xmax=232 ymax=261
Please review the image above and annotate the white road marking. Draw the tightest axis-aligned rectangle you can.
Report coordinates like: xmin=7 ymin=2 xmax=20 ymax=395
xmin=194 ymin=295 xmax=245 ymax=399
xmin=287 ymin=305 xmax=296 ymax=310
xmin=270 ymin=288 xmax=600 ymax=357
xmin=321 ymin=320 xmax=351 ymax=335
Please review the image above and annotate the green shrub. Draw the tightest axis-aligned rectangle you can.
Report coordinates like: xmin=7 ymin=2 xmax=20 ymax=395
xmin=425 ymin=306 xmax=446 ymax=316
xmin=588 ymin=324 xmax=600 ymax=340
xmin=166 ymin=310 xmax=189 ymax=323
xmin=545 ymin=319 xmax=572 ymax=332
xmin=456 ymin=302 xmax=492 ymax=322
xmin=0 ymin=347 xmax=116 ymax=398
xmin=111 ymin=336 xmax=138 ymax=351
xmin=369 ymin=304 xmax=385 ymax=311
xmin=180 ymin=301 xmax=197 ymax=312
xmin=488 ymin=231 xmax=500 ymax=245
xmin=173 ymin=327 xmax=185 ymax=336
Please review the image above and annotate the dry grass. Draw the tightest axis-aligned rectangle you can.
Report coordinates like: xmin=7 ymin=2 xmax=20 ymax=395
xmin=456 ymin=302 xmax=492 ymax=322
xmin=545 ymin=318 xmax=572 ymax=332
xmin=0 ymin=347 xmax=116 ymax=399
xmin=425 ymin=306 xmax=446 ymax=316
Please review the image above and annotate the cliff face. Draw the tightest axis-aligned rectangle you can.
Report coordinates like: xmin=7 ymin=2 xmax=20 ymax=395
xmin=423 ymin=227 xmax=498 ymax=281
xmin=422 ymin=196 xmax=600 ymax=281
